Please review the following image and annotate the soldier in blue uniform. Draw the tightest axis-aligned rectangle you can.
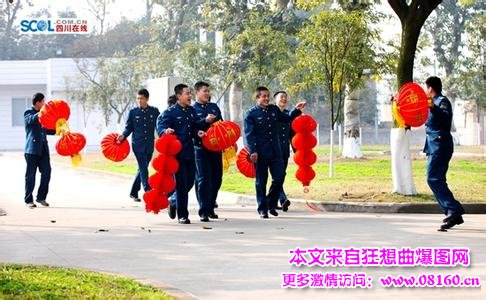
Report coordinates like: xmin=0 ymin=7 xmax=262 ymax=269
xmin=118 ymin=89 xmax=160 ymax=202
xmin=24 ymin=93 xmax=56 ymax=208
xmin=156 ymin=84 xmax=208 ymax=224
xmin=274 ymin=91 xmax=298 ymax=212
xmin=193 ymin=81 xmax=222 ymax=222
xmin=244 ymin=86 xmax=306 ymax=218
xmin=423 ymin=76 xmax=465 ymax=231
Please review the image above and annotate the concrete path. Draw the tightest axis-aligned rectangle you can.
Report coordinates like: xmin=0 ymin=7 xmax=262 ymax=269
xmin=1 ymin=153 xmax=485 ymax=299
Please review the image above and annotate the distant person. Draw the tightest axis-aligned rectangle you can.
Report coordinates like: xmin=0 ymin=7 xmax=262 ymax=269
xmin=118 ymin=89 xmax=160 ymax=202
xmin=423 ymin=76 xmax=465 ymax=231
xmin=24 ymin=93 xmax=56 ymax=208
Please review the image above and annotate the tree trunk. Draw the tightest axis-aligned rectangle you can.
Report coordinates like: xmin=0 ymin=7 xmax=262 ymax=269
xmin=342 ymin=89 xmax=363 ymax=158
xmin=390 ymin=128 xmax=417 ymax=195
xmin=229 ymin=81 xmax=243 ymax=129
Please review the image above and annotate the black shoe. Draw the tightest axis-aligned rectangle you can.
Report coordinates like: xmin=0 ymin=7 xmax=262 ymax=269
xmin=26 ymin=202 xmax=36 ymax=209
xmin=200 ymin=216 xmax=210 ymax=222
xmin=440 ymin=215 xmax=464 ymax=230
xmin=282 ymin=200 xmax=291 ymax=212
xmin=443 ymin=210 xmax=465 ymax=223
xmin=214 ymin=202 xmax=219 ymax=208
xmin=260 ymin=213 xmax=269 ymax=219
xmin=168 ymin=205 xmax=176 ymax=219
xmin=36 ymin=200 xmax=49 ymax=207
xmin=209 ymin=213 xmax=219 ymax=219
xmin=130 ymin=195 xmax=141 ymax=202
xmin=269 ymin=209 xmax=278 ymax=217
xmin=178 ymin=218 xmax=191 ymax=224
xmin=275 ymin=206 xmax=283 ymax=210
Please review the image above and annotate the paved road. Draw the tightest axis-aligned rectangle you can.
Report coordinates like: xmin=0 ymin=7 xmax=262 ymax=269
xmin=1 ymin=153 xmax=485 ymax=299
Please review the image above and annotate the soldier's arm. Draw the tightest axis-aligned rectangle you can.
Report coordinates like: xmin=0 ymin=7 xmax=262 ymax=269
xmin=244 ymin=112 xmax=257 ymax=155
xmin=45 ymin=129 xmax=56 ymax=135
xmin=430 ymin=98 xmax=452 ymax=123
xmin=121 ymin=110 xmax=134 ymax=138
xmin=156 ymin=110 xmax=172 ymax=136
xmin=24 ymin=110 xmax=39 ymax=126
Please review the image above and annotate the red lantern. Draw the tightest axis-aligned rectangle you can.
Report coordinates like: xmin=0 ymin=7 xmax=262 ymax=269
xmin=155 ymin=134 xmax=182 ymax=155
xmin=295 ymin=166 xmax=316 ymax=187
xmin=236 ymin=147 xmax=256 ymax=178
xmin=39 ymin=99 xmax=71 ymax=130
xmin=292 ymin=114 xmax=317 ymax=133
xmin=148 ymin=173 xmax=176 ymax=193
xmin=143 ymin=190 xmax=169 ymax=214
xmin=100 ymin=133 xmax=130 ymax=162
xmin=202 ymin=121 xmax=241 ymax=152
xmin=55 ymin=132 xmax=86 ymax=156
xmin=164 ymin=156 xmax=179 ymax=174
xmin=292 ymin=133 xmax=317 ymax=150
xmin=293 ymin=150 xmax=317 ymax=166
xmin=152 ymin=154 xmax=167 ymax=172
xmin=396 ymin=82 xmax=429 ymax=127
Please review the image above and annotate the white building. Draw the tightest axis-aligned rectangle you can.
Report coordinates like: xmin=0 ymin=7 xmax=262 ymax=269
xmin=0 ymin=58 xmax=181 ymax=151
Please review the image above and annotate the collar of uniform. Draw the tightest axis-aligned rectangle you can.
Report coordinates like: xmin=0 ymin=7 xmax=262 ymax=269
xmin=176 ymin=103 xmax=189 ymax=112
xmin=139 ymin=105 xmax=149 ymax=112
xmin=256 ymin=104 xmax=268 ymax=112
xmin=195 ymin=101 xmax=207 ymax=109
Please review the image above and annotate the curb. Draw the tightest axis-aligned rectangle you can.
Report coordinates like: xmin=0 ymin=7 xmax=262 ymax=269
xmin=229 ymin=193 xmax=486 ymax=214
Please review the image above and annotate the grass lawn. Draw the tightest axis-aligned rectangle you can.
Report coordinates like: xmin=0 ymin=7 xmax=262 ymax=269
xmin=0 ymin=264 xmax=172 ymax=299
xmin=51 ymin=145 xmax=486 ymax=203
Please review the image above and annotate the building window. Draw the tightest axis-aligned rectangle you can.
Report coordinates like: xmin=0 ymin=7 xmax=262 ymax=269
xmin=12 ymin=97 xmax=30 ymax=127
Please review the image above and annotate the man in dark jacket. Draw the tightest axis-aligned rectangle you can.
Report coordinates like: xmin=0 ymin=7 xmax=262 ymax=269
xmin=24 ymin=93 xmax=56 ymax=208
xmin=423 ymin=76 xmax=465 ymax=231
xmin=118 ymin=89 xmax=160 ymax=202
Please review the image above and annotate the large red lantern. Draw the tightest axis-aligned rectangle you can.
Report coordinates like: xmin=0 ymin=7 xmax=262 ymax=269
xmin=152 ymin=154 xmax=167 ymax=172
xmin=202 ymin=121 xmax=241 ymax=152
xmin=236 ymin=147 xmax=256 ymax=178
xmin=292 ymin=115 xmax=317 ymax=133
xmin=100 ymin=133 xmax=130 ymax=162
xmin=396 ymin=82 xmax=429 ymax=127
xmin=55 ymin=132 xmax=86 ymax=156
xmin=39 ymin=99 xmax=71 ymax=132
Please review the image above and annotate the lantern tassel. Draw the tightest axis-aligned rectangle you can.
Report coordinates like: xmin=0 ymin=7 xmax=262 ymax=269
xmin=55 ymin=118 xmax=70 ymax=136
xmin=71 ymin=153 xmax=82 ymax=167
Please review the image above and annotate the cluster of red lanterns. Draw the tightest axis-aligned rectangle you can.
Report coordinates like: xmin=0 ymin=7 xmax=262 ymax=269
xmin=143 ymin=134 xmax=182 ymax=214
xmin=396 ymin=82 xmax=429 ymax=127
xmin=39 ymin=99 xmax=86 ymax=166
xmin=236 ymin=147 xmax=256 ymax=178
xmin=100 ymin=133 xmax=131 ymax=162
xmin=291 ymin=115 xmax=318 ymax=192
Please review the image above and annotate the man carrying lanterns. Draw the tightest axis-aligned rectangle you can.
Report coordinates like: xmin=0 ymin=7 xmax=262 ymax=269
xmin=23 ymin=93 xmax=57 ymax=208
xmin=423 ymin=76 xmax=465 ymax=231
xmin=244 ymin=86 xmax=306 ymax=219
xmin=156 ymin=84 xmax=208 ymax=224
xmin=192 ymin=81 xmax=222 ymax=222
xmin=117 ymin=89 xmax=160 ymax=202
